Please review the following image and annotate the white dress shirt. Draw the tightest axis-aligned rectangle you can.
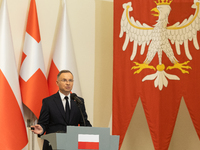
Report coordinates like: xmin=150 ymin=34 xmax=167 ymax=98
xmin=58 ymin=91 xmax=71 ymax=110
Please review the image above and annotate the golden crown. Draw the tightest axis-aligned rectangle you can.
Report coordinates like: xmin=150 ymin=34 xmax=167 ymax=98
xmin=154 ymin=0 xmax=173 ymax=5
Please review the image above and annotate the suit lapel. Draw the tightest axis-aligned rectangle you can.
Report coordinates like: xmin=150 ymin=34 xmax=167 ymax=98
xmin=53 ymin=92 xmax=66 ymax=122
xmin=70 ymin=98 xmax=77 ymax=121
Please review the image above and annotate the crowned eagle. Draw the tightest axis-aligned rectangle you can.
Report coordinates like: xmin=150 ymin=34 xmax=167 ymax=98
xmin=120 ymin=0 xmax=200 ymax=90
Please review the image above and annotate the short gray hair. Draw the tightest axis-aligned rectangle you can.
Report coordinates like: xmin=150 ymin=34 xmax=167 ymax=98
xmin=57 ymin=70 xmax=73 ymax=80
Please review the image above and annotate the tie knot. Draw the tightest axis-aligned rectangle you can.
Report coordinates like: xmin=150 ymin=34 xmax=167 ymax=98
xmin=64 ymin=96 xmax=68 ymax=100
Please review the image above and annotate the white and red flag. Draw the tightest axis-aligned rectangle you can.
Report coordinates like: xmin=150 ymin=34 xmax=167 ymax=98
xmin=0 ymin=0 xmax=28 ymax=149
xmin=19 ymin=0 xmax=49 ymax=119
xmin=113 ymin=0 xmax=200 ymax=149
xmin=48 ymin=0 xmax=81 ymax=96
xmin=78 ymin=134 xmax=99 ymax=150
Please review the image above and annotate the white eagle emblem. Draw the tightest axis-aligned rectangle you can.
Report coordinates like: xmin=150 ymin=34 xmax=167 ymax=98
xmin=120 ymin=0 xmax=200 ymax=90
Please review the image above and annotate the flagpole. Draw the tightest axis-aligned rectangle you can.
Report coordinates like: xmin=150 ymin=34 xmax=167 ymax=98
xmin=32 ymin=112 xmax=35 ymax=150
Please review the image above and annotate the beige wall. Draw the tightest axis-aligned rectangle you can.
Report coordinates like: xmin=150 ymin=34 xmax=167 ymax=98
xmin=94 ymin=0 xmax=113 ymax=128
xmin=2 ymin=0 xmax=200 ymax=149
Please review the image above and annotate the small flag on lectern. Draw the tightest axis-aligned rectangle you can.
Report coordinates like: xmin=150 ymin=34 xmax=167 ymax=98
xmin=78 ymin=134 xmax=99 ymax=149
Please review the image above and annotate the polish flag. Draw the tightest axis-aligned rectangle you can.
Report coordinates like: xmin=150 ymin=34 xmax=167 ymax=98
xmin=47 ymin=0 xmax=81 ymax=96
xmin=78 ymin=134 xmax=99 ymax=149
xmin=19 ymin=0 xmax=49 ymax=119
xmin=0 ymin=0 xmax=28 ymax=149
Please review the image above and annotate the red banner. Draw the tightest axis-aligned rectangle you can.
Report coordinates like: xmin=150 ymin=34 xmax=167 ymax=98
xmin=113 ymin=0 xmax=200 ymax=149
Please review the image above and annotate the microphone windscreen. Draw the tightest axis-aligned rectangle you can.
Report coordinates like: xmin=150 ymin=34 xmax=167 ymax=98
xmin=70 ymin=93 xmax=77 ymax=99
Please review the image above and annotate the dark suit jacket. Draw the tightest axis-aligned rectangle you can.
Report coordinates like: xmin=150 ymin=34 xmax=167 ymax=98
xmin=38 ymin=92 xmax=91 ymax=150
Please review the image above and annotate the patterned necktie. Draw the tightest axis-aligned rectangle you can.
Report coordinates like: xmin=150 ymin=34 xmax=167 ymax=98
xmin=64 ymin=96 xmax=70 ymax=123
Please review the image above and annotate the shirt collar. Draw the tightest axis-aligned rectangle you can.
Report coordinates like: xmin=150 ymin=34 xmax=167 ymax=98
xmin=59 ymin=91 xmax=70 ymax=101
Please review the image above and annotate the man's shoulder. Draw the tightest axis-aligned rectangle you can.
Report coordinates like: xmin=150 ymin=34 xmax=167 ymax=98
xmin=43 ymin=92 xmax=60 ymax=102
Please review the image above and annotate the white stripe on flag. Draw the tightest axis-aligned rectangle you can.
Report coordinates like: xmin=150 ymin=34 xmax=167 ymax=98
xmin=78 ymin=134 xmax=99 ymax=142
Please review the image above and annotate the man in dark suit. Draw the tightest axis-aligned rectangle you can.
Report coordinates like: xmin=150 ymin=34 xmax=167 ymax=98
xmin=31 ymin=70 xmax=91 ymax=150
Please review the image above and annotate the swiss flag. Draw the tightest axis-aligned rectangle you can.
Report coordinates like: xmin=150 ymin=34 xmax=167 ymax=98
xmin=48 ymin=0 xmax=81 ymax=96
xmin=78 ymin=134 xmax=99 ymax=150
xmin=0 ymin=0 xmax=28 ymax=149
xmin=19 ymin=0 xmax=49 ymax=119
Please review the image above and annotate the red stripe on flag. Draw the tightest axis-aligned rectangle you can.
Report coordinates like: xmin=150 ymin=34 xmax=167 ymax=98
xmin=20 ymin=52 xmax=27 ymax=66
xmin=20 ymin=69 xmax=49 ymax=118
xmin=26 ymin=0 xmax=40 ymax=43
xmin=47 ymin=60 xmax=59 ymax=95
xmin=0 ymin=70 xmax=28 ymax=149
xmin=78 ymin=142 xmax=99 ymax=149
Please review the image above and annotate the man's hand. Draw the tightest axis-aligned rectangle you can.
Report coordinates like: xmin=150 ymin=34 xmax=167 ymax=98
xmin=31 ymin=124 xmax=43 ymax=135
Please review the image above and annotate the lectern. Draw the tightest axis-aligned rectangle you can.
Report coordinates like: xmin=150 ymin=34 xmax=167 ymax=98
xmin=41 ymin=126 xmax=119 ymax=150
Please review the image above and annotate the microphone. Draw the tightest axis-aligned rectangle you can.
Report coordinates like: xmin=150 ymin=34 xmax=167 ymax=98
xmin=70 ymin=93 xmax=86 ymax=126
xmin=70 ymin=93 xmax=83 ymax=105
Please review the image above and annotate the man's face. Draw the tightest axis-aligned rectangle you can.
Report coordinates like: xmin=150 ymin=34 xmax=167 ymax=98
xmin=56 ymin=72 xmax=74 ymax=95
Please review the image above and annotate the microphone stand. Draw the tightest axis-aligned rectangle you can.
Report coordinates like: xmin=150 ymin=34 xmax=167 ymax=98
xmin=77 ymin=103 xmax=86 ymax=126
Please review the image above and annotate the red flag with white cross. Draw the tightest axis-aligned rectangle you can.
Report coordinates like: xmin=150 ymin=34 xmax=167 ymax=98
xmin=19 ymin=0 xmax=49 ymax=119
